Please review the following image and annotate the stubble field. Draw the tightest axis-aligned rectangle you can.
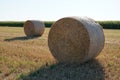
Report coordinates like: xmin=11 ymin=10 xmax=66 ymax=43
xmin=0 ymin=26 xmax=120 ymax=80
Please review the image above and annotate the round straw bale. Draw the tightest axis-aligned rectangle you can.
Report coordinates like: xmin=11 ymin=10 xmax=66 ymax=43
xmin=24 ymin=20 xmax=45 ymax=37
xmin=48 ymin=17 xmax=105 ymax=63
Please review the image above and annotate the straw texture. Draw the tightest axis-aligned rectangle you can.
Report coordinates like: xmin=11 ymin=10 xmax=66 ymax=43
xmin=48 ymin=17 xmax=105 ymax=63
xmin=24 ymin=20 xmax=45 ymax=37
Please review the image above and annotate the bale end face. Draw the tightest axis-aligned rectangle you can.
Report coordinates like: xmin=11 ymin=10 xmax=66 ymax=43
xmin=24 ymin=20 xmax=45 ymax=37
xmin=48 ymin=17 xmax=105 ymax=64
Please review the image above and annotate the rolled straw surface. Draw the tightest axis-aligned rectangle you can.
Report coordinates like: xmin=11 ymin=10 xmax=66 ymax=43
xmin=24 ymin=20 xmax=45 ymax=37
xmin=48 ymin=17 xmax=105 ymax=63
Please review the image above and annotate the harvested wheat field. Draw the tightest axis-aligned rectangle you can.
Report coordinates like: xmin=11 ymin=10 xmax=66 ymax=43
xmin=0 ymin=26 xmax=120 ymax=80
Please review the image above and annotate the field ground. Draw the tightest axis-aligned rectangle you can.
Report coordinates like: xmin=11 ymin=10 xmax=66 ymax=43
xmin=0 ymin=26 xmax=120 ymax=80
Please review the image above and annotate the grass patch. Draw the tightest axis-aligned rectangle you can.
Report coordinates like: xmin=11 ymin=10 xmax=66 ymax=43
xmin=0 ymin=21 xmax=120 ymax=29
xmin=0 ymin=21 xmax=55 ymax=27
xmin=98 ymin=21 xmax=120 ymax=29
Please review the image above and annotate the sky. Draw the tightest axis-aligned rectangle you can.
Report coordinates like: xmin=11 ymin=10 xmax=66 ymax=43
xmin=0 ymin=0 xmax=120 ymax=21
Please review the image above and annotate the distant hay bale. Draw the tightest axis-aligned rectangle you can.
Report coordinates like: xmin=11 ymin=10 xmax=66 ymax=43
xmin=24 ymin=20 xmax=45 ymax=37
xmin=48 ymin=17 xmax=105 ymax=63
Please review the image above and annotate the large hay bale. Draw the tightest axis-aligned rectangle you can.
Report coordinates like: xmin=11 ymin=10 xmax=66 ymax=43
xmin=24 ymin=20 xmax=45 ymax=37
xmin=48 ymin=17 xmax=105 ymax=63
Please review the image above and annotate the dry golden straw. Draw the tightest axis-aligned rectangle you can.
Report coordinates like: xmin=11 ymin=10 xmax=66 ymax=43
xmin=48 ymin=17 xmax=105 ymax=63
xmin=24 ymin=20 xmax=45 ymax=37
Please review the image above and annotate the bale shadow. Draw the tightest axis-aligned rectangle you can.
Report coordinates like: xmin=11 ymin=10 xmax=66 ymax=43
xmin=22 ymin=59 xmax=105 ymax=80
xmin=4 ymin=36 xmax=39 ymax=41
